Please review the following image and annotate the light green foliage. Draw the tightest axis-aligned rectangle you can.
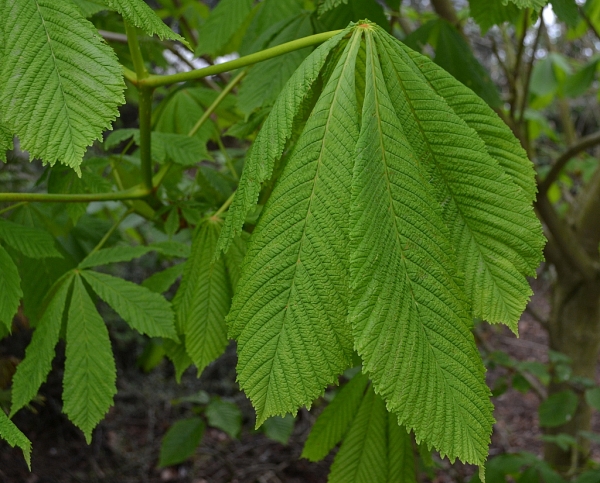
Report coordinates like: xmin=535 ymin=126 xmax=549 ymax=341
xmin=105 ymin=0 xmax=189 ymax=46
xmin=319 ymin=0 xmax=390 ymax=31
xmin=10 ymin=275 xmax=73 ymax=416
xmin=468 ymin=0 xmax=521 ymax=33
xmin=81 ymin=270 xmax=178 ymax=340
xmin=229 ymin=32 xmax=363 ymax=426
xmin=302 ymin=372 xmax=370 ymax=461
xmin=196 ymin=0 xmax=254 ymax=57
xmin=319 ymin=0 xmax=349 ymax=15
xmin=72 ymin=0 xmax=111 ymax=17
xmin=223 ymin=232 xmax=249 ymax=292
xmin=217 ymin=28 xmax=350 ymax=254
xmin=206 ymin=398 xmax=242 ymax=438
xmin=0 ymin=220 xmax=62 ymax=259
xmin=0 ymin=0 xmax=125 ymax=171
xmin=159 ymin=417 xmax=205 ymax=467
xmin=63 ymin=275 xmax=117 ymax=442
xmin=0 ymin=123 xmax=14 ymax=162
xmin=0 ymin=411 xmax=31 ymax=469
xmin=174 ymin=219 xmax=231 ymax=374
xmin=79 ymin=245 xmax=153 ymax=269
xmin=142 ymin=264 xmax=184 ymax=294
xmin=238 ymin=13 xmax=314 ymax=116
xmin=0 ymin=245 xmax=22 ymax=331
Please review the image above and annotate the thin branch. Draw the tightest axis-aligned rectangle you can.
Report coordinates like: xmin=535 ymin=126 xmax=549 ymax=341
xmin=0 ymin=201 xmax=27 ymax=216
xmin=539 ymin=130 xmax=600 ymax=196
xmin=88 ymin=208 xmax=135 ymax=256
xmin=131 ymin=30 xmax=344 ymax=88
xmin=518 ymin=16 xmax=545 ymax=124
xmin=0 ymin=186 xmax=151 ymax=203
xmin=213 ymin=192 xmax=235 ymax=218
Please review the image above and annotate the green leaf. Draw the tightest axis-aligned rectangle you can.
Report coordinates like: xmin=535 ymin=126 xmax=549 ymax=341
xmin=551 ymin=0 xmax=580 ymax=27
xmin=0 ymin=123 xmax=14 ymax=162
xmin=302 ymin=372 xmax=369 ymax=461
xmin=79 ymin=245 xmax=153 ymax=269
xmin=158 ymin=417 xmax=205 ymax=467
xmin=229 ymin=31 xmax=363 ymax=425
xmin=585 ymin=387 xmax=600 ymax=411
xmin=564 ymin=59 xmax=599 ymax=98
xmin=468 ymin=0 xmax=521 ymax=33
xmin=206 ymin=398 xmax=242 ymax=438
xmin=238 ymin=13 xmax=315 ymax=116
xmin=174 ymin=220 xmax=231 ymax=374
xmin=152 ymin=240 xmax=191 ymax=258
xmin=224 ymin=231 xmax=249 ymax=293
xmin=10 ymin=274 xmax=73 ymax=416
xmin=349 ymin=30 xmax=493 ymax=465
xmin=506 ymin=0 xmax=546 ymax=8
xmin=319 ymin=0 xmax=391 ymax=31
xmin=105 ymin=0 xmax=189 ymax=47
xmin=1 ymin=0 xmax=125 ymax=171
xmin=163 ymin=339 xmax=193 ymax=383
xmin=319 ymin=0 xmax=349 ymax=14
xmin=63 ymin=275 xmax=117 ymax=442
xmin=262 ymin=414 xmax=295 ymax=445
xmin=0 ymin=245 xmax=22 ymax=331
xmin=217 ymin=27 xmax=350 ymax=254
xmin=0 ymin=219 xmax=62 ymax=259
xmin=72 ymin=0 xmax=112 ymax=17
xmin=0 ymin=411 xmax=31 ymax=469
xmin=81 ymin=270 xmax=178 ymax=340
xmin=539 ymin=390 xmax=579 ymax=427
xmin=377 ymin=29 xmax=544 ymax=330
xmin=195 ymin=0 xmax=254 ymax=57
xmin=142 ymin=264 xmax=184 ymax=294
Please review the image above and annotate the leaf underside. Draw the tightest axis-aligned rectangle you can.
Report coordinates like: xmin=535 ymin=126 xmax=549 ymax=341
xmin=1 ymin=0 xmax=125 ymax=171
xmin=229 ymin=23 xmax=544 ymax=466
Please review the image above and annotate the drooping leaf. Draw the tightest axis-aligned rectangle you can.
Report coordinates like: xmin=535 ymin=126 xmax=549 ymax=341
xmin=10 ymin=274 xmax=73 ymax=416
xmin=229 ymin=31 xmax=362 ymax=425
xmin=551 ymin=0 xmax=580 ymax=27
xmin=142 ymin=263 xmax=184 ymax=294
xmin=217 ymin=27 xmax=350 ymax=254
xmin=262 ymin=414 xmax=295 ymax=444
xmin=468 ymin=0 xmax=521 ymax=33
xmin=63 ymin=275 xmax=117 ymax=442
xmin=319 ymin=0 xmax=390 ymax=31
xmin=349 ymin=30 xmax=493 ymax=465
xmin=163 ymin=339 xmax=193 ymax=382
xmin=195 ymin=0 xmax=254 ymax=57
xmin=0 ymin=123 xmax=14 ymax=162
xmin=506 ymin=0 xmax=547 ymax=9
xmin=224 ymin=231 xmax=249 ymax=292
xmin=1 ymin=0 xmax=125 ymax=171
xmin=377 ymin=29 xmax=544 ymax=329
xmin=319 ymin=0 xmax=349 ymax=14
xmin=564 ymin=59 xmax=599 ymax=97
xmin=81 ymin=270 xmax=178 ymax=340
xmin=238 ymin=13 xmax=315 ymax=116
xmin=0 ymin=411 xmax=31 ymax=469
xmin=206 ymin=398 xmax=242 ymax=438
xmin=174 ymin=219 xmax=231 ymax=374
xmin=302 ymin=372 xmax=369 ymax=461
xmin=79 ymin=245 xmax=153 ymax=269
xmin=72 ymin=0 xmax=112 ymax=17
xmin=0 ymin=219 xmax=62 ymax=259
xmin=0 ymin=245 xmax=22 ymax=332
xmin=158 ymin=417 xmax=205 ymax=467
xmin=105 ymin=0 xmax=189 ymax=47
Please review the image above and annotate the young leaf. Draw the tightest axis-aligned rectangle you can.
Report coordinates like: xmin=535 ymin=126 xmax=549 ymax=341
xmin=105 ymin=0 xmax=189 ymax=47
xmin=216 ymin=27 xmax=351 ymax=254
xmin=63 ymin=275 xmax=117 ymax=442
xmin=158 ymin=417 xmax=205 ymax=467
xmin=195 ymin=0 xmax=254 ymax=57
xmin=302 ymin=372 xmax=369 ymax=461
xmin=1 ymin=0 xmax=125 ymax=171
xmin=0 ymin=411 xmax=31 ymax=469
xmin=377 ymin=29 xmax=544 ymax=329
xmin=81 ymin=270 xmax=178 ymax=340
xmin=229 ymin=31 xmax=363 ymax=425
xmin=142 ymin=264 xmax=184 ymax=294
xmin=174 ymin=219 xmax=231 ymax=374
xmin=0 ymin=219 xmax=62 ymax=259
xmin=78 ymin=245 xmax=153 ymax=269
xmin=10 ymin=274 xmax=73 ymax=417
xmin=349 ymin=31 xmax=493 ymax=465
xmin=0 ymin=245 xmax=22 ymax=332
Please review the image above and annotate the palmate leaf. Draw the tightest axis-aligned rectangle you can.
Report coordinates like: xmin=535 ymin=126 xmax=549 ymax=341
xmin=63 ymin=275 xmax=117 ymax=442
xmin=228 ymin=31 xmax=363 ymax=425
xmin=0 ymin=0 xmax=125 ymax=171
xmin=0 ymin=411 xmax=31 ymax=469
xmin=0 ymin=122 xmax=14 ymax=162
xmin=11 ymin=274 xmax=73 ymax=416
xmin=0 ymin=245 xmax=22 ymax=331
xmin=105 ymin=0 xmax=189 ymax=47
xmin=0 ymin=219 xmax=62 ymax=259
xmin=376 ymin=30 xmax=544 ymax=329
xmin=78 ymin=245 xmax=154 ymax=269
xmin=319 ymin=0 xmax=349 ymax=14
xmin=196 ymin=0 xmax=254 ymax=57
xmin=174 ymin=219 xmax=231 ymax=374
xmin=81 ymin=270 xmax=178 ymax=340
xmin=349 ymin=30 xmax=493 ymax=464
xmin=216 ymin=27 xmax=351 ymax=254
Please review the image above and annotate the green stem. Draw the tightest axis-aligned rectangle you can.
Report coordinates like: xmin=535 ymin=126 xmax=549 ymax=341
xmin=125 ymin=21 xmax=148 ymax=80
xmin=0 ymin=201 xmax=27 ymax=216
xmin=0 ymin=186 xmax=151 ymax=203
xmin=88 ymin=208 xmax=135 ymax=256
xmin=213 ymin=192 xmax=235 ymax=218
xmin=188 ymin=69 xmax=247 ymax=138
xmin=138 ymin=86 xmax=155 ymax=192
xmin=128 ymin=30 xmax=343 ymax=88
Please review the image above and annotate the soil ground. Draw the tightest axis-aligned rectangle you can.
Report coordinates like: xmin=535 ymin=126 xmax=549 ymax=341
xmin=2 ymin=274 xmax=599 ymax=483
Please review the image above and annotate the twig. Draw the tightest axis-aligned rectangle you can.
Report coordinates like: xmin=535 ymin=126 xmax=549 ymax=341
xmin=518 ymin=14 xmax=545 ymax=124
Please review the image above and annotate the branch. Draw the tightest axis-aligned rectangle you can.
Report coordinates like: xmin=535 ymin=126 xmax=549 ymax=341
xmin=539 ymin=130 xmax=600 ymax=196
xmin=129 ymin=30 xmax=343 ymax=88
xmin=0 ymin=185 xmax=151 ymax=203
xmin=430 ymin=0 xmax=460 ymax=27
xmin=518 ymin=15 xmax=544 ymax=124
